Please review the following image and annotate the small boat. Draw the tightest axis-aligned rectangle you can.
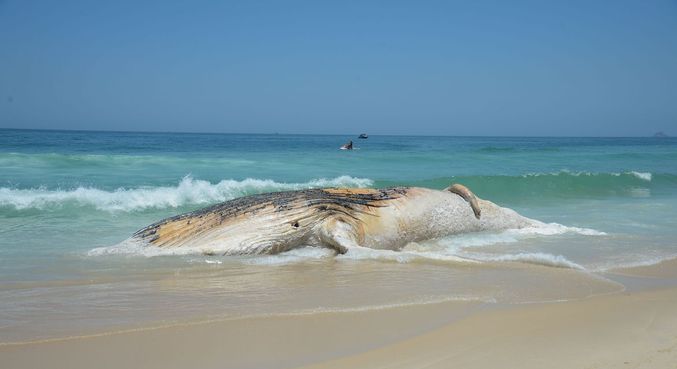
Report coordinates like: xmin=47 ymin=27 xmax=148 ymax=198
xmin=358 ymin=133 xmax=368 ymax=139
xmin=340 ymin=140 xmax=353 ymax=150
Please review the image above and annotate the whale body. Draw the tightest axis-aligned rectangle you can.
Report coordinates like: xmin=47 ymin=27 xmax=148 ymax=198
xmin=130 ymin=184 xmax=536 ymax=255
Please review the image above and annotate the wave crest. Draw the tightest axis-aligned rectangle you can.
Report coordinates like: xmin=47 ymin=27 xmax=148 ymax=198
xmin=0 ymin=175 xmax=373 ymax=212
xmin=440 ymin=171 xmax=665 ymax=202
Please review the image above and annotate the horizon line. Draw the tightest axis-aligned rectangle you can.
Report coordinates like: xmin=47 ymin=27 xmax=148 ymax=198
xmin=0 ymin=127 xmax=670 ymax=139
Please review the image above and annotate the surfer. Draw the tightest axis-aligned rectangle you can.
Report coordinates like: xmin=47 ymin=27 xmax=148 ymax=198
xmin=340 ymin=140 xmax=353 ymax=150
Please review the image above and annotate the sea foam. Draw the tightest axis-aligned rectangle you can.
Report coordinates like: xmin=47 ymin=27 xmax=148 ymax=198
xmin=629 ymin=171 xmax=652 ymax=181
xmin=90 ymin=221 xmax=604 ymax=271
xmin=429 ymin=222 xmax=606 ymax=251
xmin=468 ymin=252 xmax=585 ymax=270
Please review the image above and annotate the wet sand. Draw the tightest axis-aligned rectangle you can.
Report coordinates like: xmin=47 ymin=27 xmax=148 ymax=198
xmin=0 ymin=300 xmax=483 ymax=369
xmin=2 ymin=259 xmax=677 ymax=369
xmin=302 ymin=286 xmax=677 ymax=369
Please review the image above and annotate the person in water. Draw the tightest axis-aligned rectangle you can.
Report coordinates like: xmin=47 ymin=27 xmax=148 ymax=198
xmin=340 ymin=140 xmax=353 ymax=150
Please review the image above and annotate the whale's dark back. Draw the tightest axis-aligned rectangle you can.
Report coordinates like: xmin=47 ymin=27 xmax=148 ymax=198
xmin=132 ymin=187 xmax=409 ymax=246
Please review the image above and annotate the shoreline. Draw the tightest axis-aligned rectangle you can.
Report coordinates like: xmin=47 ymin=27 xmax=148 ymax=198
xmin=2 ymin=258 xmax=677 ymax=369
xmin=0 ymin=295 xmax=490 ymax=348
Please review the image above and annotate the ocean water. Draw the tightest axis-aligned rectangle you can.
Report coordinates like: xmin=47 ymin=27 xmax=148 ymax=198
xmin=1 ymin=129 xmax=677 ymax=342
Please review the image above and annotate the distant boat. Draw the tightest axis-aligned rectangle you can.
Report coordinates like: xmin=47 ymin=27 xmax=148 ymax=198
xmin=653 ymin=131 xmax=669 ymax=138
xmin=340 ymin=140 xmax=354 ymax=150
xmin=358 ymin=133 xmax=368 ymax=139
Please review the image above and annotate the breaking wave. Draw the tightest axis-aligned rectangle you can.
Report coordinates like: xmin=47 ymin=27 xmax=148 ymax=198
xmin=378 ymin=171 xmax=672 ymax=202
xmin=461 ymin=171 xmax=659 ymax=198
xmin=0 ymin=175 xmax=373 ymax=212
xmin=3 ymin=170 xmax=671 ymax=213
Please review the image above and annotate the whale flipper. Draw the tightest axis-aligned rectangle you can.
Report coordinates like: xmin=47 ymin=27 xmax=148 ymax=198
xmin=445 ymin=183 xmax=482 ymax=219
xmin=319 ymin=218 xmax=360 ymax=254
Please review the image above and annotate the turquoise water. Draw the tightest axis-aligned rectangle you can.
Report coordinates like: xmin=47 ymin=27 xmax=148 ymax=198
xmin=1 ymin=129 xmax=677 ymax=341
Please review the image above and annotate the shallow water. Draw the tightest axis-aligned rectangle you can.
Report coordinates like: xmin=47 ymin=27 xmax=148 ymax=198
xmin=1 ymin=129 xmax=676 ymax=342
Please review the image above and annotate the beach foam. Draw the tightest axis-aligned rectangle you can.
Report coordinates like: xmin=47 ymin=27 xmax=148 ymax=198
xmin=470 ymin=252 xmax=585 ymax=269
xmin=89 ymin=221 xmax=604 ymax=271
xmin=427 ymin=222 xmax=606 ymax=251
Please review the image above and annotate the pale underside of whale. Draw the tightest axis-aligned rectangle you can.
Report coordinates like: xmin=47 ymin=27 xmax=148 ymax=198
xmin=131 ymin=186 xmax=536 ymax=255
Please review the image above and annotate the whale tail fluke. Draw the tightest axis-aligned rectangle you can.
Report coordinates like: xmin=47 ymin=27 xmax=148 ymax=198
xmin=445 ymin=183 xmax=482 ymax=219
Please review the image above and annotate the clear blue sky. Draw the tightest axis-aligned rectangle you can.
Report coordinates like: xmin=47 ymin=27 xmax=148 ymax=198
xmin=1 ymin=0 xmax=676 ymax=136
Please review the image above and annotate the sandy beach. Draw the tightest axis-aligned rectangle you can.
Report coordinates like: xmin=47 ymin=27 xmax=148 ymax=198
xmin=2 ymin=259 xmax=676 ymax=369
xmin=3 ymin=0 xmax=677 ymax=367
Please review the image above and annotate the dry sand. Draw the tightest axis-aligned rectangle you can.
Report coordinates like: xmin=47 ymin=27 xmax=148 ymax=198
xmin=2 ymin=259 xmax=677 ymax=369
